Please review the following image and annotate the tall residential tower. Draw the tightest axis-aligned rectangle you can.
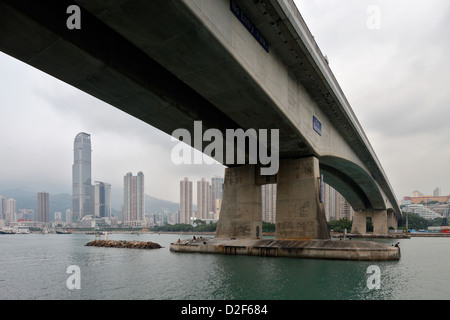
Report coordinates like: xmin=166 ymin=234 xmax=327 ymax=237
xmin=37 ymin=191 xmax=49 ymax=223
xmin=72 ymin=132 xmax=94 ymax=220
xmin=180 ymin=178 xmax=192 ymax=224
xmin=123 ymin=172 xmax=145 ymax=225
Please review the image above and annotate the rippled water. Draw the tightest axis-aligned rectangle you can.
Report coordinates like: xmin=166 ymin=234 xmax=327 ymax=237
xmin=0 ymin=233 xmax=448 ymax=300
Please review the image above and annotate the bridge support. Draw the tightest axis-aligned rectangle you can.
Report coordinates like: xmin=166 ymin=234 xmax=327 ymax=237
xmin=275 ymin=157 xmax=330 ymax=240
xmin=351 ymin=209 xmax=390 ymax=235
xmin=215 ymin=157 xmax=330 ymax=240
xmin=387 ymin=210 xmax=398 ymax=230
xmin=215 ymin=164 xmax=262 ymax=239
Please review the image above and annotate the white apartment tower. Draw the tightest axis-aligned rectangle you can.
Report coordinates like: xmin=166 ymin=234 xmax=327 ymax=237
xmin=180 ymin=178 xmax=193 ymax=224
xmin=123 ymin=172 xmax=144 ymax=224
xmin=197 ymin=178 xmax=210 ymax=220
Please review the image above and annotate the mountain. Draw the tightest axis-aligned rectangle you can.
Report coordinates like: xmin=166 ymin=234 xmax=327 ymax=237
xmin=0 ymin=188 xmax=181 ymax=221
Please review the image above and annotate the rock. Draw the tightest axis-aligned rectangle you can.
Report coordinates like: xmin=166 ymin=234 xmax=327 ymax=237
xmin=85 ymin=239 xmax=162 ymax=249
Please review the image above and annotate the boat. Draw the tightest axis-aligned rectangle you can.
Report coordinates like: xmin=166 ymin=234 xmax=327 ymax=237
xmin=56 ymin=229 xmax=72 ymax=234
xmin=0 ymin=227 xmax=15 ymax=234
xmin=14 ymin=226 xmax=30 ymax=234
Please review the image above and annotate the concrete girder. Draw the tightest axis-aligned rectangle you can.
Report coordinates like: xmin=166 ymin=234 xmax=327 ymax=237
xmin=0 ymin=0 xmax=401 ymax=223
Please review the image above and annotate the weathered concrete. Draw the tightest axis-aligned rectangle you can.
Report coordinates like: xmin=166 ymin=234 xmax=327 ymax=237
xmin=351 ymin=209 xmax=398 ymax=235
xmin=215 ymin=165 xmax=262 ymax=239
xmin=275 ymin=157 xmax=330 ymax=240
xmin=170 ymin=238 xmax=400 ymax=261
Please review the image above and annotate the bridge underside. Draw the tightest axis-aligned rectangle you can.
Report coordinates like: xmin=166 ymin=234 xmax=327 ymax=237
xmin=216 ymin=156 xmax=398 ymax=241
xmin=0 ymin=0 xmax=401 ymax=238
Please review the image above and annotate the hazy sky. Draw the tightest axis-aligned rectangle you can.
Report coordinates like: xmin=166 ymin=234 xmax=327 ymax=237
xmin=1 ymin=1 xmax=449 ymax=203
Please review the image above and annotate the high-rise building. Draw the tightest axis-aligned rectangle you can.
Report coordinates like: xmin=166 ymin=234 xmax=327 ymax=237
xmin=262 ymin=184 xmax=277 ymax=223
xmin=323 ymin=183 xmax=354 ymax=221
xmin=123 ymin=172 xmax=145 ymax=224
xmin=434 ymin=187 xmax=441 ymax=197
xmin=6 ymin=198 xmax=16 ymax=223
xmin=72 ymin=132 xmax=94 ymax=220
xmin=210 ymin=176 xmax=224 ymax=216
xmin=95 ymin=181 xmax=111 ymax=218
xmin=180 ymin=178 xmax=193 ymax=224
xmin=0 ymin=195 xmax=7 ymax=221
xmin=37 ymin=191 xmax=49 ymax=223
xmin=197 ymin=178 xmax=210 ymax=220
xmin=65 ymin=209 xmax=73 ymax=224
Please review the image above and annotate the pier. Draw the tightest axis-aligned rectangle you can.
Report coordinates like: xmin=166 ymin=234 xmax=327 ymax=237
xmin=170 ymin=238 xmax=400 ymax=261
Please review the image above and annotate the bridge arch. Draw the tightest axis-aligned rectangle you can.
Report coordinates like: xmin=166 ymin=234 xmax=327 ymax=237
xmin=319 ymin=156 xmax=386 ymax=212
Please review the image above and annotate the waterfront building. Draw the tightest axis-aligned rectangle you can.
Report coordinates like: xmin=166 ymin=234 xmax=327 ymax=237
xmin=72 ymin=132 xmax=94 ymax=220
xmin=402 ymin=204 xmax=443 ymax=220
xmin=37 ymin=191 xmax=49 ymax=223
xmin=18 ymin=209 xmax=34 ymax=221
xmin=197 ymin=178 xmax=210 ymax=220
xmin=405 ymin=195 xmax=450 ymax=204
xmin=180 ymin=177 xmax=193 ymax=224
xmin=94 ymin=181 xmax=111 ymax=219
xmin=123 ymin=172 xmax=145 ymax=225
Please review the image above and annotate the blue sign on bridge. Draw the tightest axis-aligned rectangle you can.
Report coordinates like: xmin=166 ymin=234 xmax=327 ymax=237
xmin=313 ymin=116 xmax=322 ymax=136
xmin=230 ymin=0 xmax=269 ymax=53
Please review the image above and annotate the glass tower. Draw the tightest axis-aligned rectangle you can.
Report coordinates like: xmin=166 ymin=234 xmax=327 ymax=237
xmin=72 ymin=132 xmax=93 ymax=220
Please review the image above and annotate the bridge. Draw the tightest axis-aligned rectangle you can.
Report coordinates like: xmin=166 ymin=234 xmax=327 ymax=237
xmin=0 ymin=0 xmax=401 ymax=241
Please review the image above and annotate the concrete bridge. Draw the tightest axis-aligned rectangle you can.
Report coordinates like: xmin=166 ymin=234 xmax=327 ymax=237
xmin=0 ymin=0 xmax=401 ymax=240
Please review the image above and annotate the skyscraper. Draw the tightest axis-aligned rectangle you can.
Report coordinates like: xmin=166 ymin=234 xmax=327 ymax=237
xmin=262 ymin=184 xmax=277 ymax=223
xmin=95 ymin=181 xmax=111 ymax=219
xmin=5 ymin=198 xmax=16 ymax=223
xmin=180 ymin=178 xmax=192 ymax=224
xmin=72 ymin=132 xmax=93 ymax=220
xmin=37 ymin=191 xmax=49 ymax=223
xmin=197 ymin=178 xmax=210 ymax=220
xmin=123 ymin=172 xmax=144 ymax=224
xmin=210 ymin=176 xmax=224 ymax=216
xmin=0 ymin=195 xmax=7 ymax=222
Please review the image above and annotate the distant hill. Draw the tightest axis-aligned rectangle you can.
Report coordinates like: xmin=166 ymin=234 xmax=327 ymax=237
xmin=0 ymin=188 xmax=182 ymax=221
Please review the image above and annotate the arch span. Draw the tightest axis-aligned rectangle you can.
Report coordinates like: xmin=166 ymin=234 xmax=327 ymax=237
xmin=319 ymin=156 xmax=386 ymax=212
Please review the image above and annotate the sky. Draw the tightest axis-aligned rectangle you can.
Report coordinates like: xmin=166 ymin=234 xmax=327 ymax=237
xmin=0 ymin=1 xmax=449 ymax=204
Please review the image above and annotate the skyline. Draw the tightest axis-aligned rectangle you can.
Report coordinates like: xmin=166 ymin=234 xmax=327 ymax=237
xmin=1 ymin=1 xmax=450 ymax=203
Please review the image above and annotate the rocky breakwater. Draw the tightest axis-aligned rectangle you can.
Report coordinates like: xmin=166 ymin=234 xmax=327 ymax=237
xmin=86 ymin=239 xmax=162 ymax=249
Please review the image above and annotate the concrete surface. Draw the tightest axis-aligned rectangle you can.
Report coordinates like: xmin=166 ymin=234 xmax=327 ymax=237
xmin=170 ymin=237 xmax=400 ymax=261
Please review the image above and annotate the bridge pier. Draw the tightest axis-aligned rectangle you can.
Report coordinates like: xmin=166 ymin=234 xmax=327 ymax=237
xmin=215 ymin=164 xmax=262 ymax=239
xmin=215 ymin=157 xmax=329 ymax=240
xmin=351 ymin=209 xmax=391 ymax=235
xmin=275 ymin=157 xmax=330 ymax=240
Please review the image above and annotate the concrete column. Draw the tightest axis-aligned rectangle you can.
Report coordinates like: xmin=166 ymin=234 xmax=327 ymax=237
xmin=373 ymin=209 xmax=389 ymax=234
xmin=275 ymin=157 xmax=330 ymax=240
xmin=215 ymin=165 xmax=262 ymax=239
xmin=387 ymin=210 xmax=398 ymax=230
xmin=351 ymin=211 xmax=367 ymax=234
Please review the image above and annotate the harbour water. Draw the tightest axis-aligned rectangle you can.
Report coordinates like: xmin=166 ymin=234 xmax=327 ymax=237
xmin=0 ymin=232 xmax=449 ymax=300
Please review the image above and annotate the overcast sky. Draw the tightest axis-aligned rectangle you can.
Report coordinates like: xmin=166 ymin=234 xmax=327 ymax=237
xmin=1 ymin=0 xmax=449 ymax=204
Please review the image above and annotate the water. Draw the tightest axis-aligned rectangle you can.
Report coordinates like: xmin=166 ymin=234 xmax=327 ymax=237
xmin=0 ymin=233 xmax=449 ymax=300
